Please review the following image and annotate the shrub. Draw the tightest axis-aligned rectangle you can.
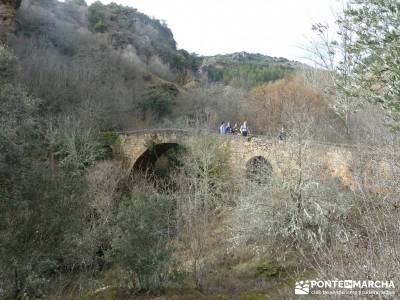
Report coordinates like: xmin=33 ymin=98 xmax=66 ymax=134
xmin=58 ymin=128 xmax=103 ymax=174
xmin=174 ymin=135 xmax=234 ymax=289
xmin=142 ymin=85 xmax=177 ymax=119
xmin=0 ymin=54 xmax=96 ymax=297
xmin=107 ymin=191 xmax=176 ymax=291
xmin=256 ymin=261 xmax=281 ymax=278
xmin=88 ymin=1 xmax=106 ymax=28
xmin=0 ymin=45 xmax=17 ymax=83
xmin=0 ymin=167 xmax=89 ymax=298
xmin=94 ymin=20 xmax=108 ymax=33
xmin=96 ymin=131 xmax=119 ymax=160
xmin=230 ymin=146 xmax=354 ymax=256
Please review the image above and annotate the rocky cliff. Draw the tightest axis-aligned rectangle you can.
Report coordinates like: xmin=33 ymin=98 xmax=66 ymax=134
xmin=0 ymin=0 xmax=21 ymax=41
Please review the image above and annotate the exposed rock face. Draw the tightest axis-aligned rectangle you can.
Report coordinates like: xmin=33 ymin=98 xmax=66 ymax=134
xmin=0 ymin=0 xmax=22 ymax=42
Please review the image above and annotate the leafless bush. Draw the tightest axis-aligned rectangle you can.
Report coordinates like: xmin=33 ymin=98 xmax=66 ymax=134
xmin=173 ymin=135 xmax=234 ymax=290
xmin=231 ymin=154 xmax=353 ymax=258
xmin=148 ymin=55 xmax=176 ymax=81
xmin=179 ymin=84 xmax=248 ymax=131
xmin=86 ymin=160 xmax=127 ymax=213
xmin=308 ymin=142 xmax=400 ymax=297
xmin=72 ymin=160 xmax=127 ymax=270
xmin=349 ymin=105 xmax=395 ymax=146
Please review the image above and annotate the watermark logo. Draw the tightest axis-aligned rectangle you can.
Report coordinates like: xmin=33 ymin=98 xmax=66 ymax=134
xmin=294 ymin=279 xmax=396 ymax=296
xmin=295 ymin=280 xmax=310 ymax=295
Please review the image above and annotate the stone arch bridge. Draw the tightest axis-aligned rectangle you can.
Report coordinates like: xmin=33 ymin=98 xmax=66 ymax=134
xmin=114 ymin=129 xmax=356 ymax=187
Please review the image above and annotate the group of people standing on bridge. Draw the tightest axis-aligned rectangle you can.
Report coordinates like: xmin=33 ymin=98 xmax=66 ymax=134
xmin=219 ymin=121 xmax=287 ymax=142
xmin=219 ymin=121 xmax=250 ymax=136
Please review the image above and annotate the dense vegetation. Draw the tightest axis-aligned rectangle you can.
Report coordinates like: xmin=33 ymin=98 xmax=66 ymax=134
xmin=1 ymin=0 xmax=400 ymax=299
xmin=202 ymin=52 xmax=297 ymax=88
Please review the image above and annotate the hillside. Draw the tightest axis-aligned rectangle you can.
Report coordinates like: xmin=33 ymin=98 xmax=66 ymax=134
xmin=200 ymin=51 xmax=301 ymax=88
xmin=14 ymin=0 xmax=199 ymax=81
xmin=8 ymin=0 xmax=202 ymax=130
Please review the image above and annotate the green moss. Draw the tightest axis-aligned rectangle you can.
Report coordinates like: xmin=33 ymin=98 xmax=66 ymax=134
xmin=255 ymin=261 xmax=281 ymax=278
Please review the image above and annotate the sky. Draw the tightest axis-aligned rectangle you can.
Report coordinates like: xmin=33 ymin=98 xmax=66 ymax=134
xmin=85 ymin=0 xmax=342 ymax=62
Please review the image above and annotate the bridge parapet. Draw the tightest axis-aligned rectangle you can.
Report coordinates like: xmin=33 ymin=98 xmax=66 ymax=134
xmin=118 ymin=128 xmax=189 ymax=135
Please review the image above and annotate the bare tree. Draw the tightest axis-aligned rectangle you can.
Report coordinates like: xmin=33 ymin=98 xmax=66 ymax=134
xmin=306 ymin=17 xmax=362 ymax=137
xmin=178 ymin=84 xmax=248 ymax=131
xmin=174 ymin=135 xmax=233 ymax=290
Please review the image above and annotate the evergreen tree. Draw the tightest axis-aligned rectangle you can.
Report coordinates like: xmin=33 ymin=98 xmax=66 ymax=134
xmin=341 ymin=0 xmax=400 ymax=118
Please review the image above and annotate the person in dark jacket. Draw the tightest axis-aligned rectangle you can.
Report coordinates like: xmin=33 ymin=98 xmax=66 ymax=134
xmin=278 ymin=126 xmax=287 ymax=142
xmin=225 ymin=122 xmax=233 ymax=134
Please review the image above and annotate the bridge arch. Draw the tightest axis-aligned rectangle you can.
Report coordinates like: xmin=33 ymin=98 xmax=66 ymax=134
xmin=246 ymin=156 xmax=273 ymax=184
xmin=132 ymin=142 xmax=184 ymax=177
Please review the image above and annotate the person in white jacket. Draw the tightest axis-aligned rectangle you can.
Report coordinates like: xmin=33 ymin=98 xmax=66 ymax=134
xmin=219 ymin=121 xmax=227 ymax=134
xmin=240 ymin=121 xmax=249 ymax=136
